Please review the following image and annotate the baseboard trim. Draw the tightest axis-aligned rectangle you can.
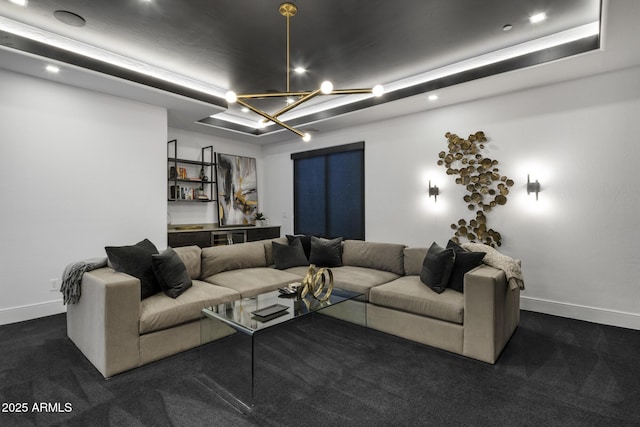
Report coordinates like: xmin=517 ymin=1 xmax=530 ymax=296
xmin=0 ymin=299 xmax=66 ymax=326
xmin=521 ymin=296 xmax=640 ymax=331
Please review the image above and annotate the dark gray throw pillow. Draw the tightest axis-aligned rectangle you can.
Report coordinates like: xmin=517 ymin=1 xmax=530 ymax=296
xmin=446 ymin=240 xmax=486 ymax=293
xmin=309 ymin=236 xmax=343 ymax=267
xmin=273 ymin=239 xmax=309 ymax=270
xmin=105 ymin=238 xmax=160 ymax=299
xmin=420 ymin=242 xmax=455 ymax=294
xmin=285 ymin=234 xmax=312 ymax=260
xmin=152 ymin=247 xmax=193 ymax=298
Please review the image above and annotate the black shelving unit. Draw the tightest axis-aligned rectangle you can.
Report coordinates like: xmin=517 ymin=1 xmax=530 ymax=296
xmin=167 ymin=140 xmax=218 ymax=205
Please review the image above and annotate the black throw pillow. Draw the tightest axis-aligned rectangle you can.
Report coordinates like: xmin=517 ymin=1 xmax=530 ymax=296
xmin=152 ymin=247 xmax=193 ymax=298
xmin=446 ymin=240 xmax=486 ymax=293
xmin=286 ymin=234 xmax=312 ymax=260
xmin=105 ymin=238 xmax=160 ymax=299
xmin=420 ymin=242 xmax=455 ymax=294
xmin=272 ymin=239 xmax=309 ymax=270
xmin=309 ymin=236 xmax=343 ymax=267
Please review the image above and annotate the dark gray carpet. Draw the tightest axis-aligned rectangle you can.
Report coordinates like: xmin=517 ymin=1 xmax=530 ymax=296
xmin=1 ymin=310 xmax=639 ymax=426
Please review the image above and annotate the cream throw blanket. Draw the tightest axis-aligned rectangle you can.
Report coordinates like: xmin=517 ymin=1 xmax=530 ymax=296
xmin=461 ymin=243 xmax=525 ymax=291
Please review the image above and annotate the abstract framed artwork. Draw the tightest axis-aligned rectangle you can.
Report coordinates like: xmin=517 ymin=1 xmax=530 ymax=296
xmin=216 ymin=153 xmax=258 ymax=227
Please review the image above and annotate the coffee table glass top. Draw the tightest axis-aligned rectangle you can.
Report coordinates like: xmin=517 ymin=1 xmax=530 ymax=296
xmin=202 ymin=287 xmax=363 ymax=335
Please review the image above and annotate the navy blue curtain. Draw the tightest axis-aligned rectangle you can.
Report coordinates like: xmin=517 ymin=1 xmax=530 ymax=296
xmin=293 ymin=144 xmax=364 ymax=240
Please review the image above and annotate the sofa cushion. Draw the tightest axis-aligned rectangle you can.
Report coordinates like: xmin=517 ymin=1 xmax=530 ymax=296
xmin=370 ymin=276 xmax=464 ymax=324
xmin=205 ymin=267 xmax=303 ymax=298
xmin=152 ymin=247 xmax=192 ymax=298
xmin=139 ymin=280 xmax=239 ymax=334
xmin=309 ymin=236 xmax=343 ymax=267
xmin=342 ymin=240 xmax=406 ymax=275
xmin=420 ymin=242 xmax=455 ymax=294
xmin=446 ymin=240 xmax=486 ymax=293
xmin=286 ymin=265 xmax=399 ymax=300
xmin=273 ymin=239 xmax=309 ymax=269
xmin=201 ymin=241 xmax=267 ymax=278
xmin=403 ymin=247 xmax=428 ymax=276
xmin=173 ymin=245 xmax=201 ymax=280
xmin=105 ymin=238 xmax=160 ymax=299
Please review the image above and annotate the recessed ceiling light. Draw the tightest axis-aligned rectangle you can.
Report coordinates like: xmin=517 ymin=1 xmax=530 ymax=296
xmin=502 ymin=24 xmax=513 ymax=32
xmin=428 ymin=94 xmax=438 ymax=101
xmin=9 ymin=0 xmax=28 ymax=6
xmin=241 ymin=107 xmax=249 ymax=113
xmin=293 ymin=67 xmax=306 ymax=74
xmin=45 ymin=64 xmax=60 ymax=73
xmin=54 ymin=10 xmax=86 ymax=27
xmin=286 ymin=97 xmax=295 ymax=104
xmin=529 ymin=12 xmax=547 ymax=24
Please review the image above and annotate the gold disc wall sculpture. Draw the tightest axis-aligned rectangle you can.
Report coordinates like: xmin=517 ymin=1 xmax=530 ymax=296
xmin=437 ymin=131 xmax=513 ymax=247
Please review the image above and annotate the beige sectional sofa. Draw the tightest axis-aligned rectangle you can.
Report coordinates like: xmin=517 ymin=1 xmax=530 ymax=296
xmin=66 ymin=238 xmax=520 ymax=378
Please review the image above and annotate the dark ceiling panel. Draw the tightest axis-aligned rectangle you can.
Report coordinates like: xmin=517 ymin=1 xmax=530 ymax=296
xmin=0 ymin=0 xmax=601 ymax=138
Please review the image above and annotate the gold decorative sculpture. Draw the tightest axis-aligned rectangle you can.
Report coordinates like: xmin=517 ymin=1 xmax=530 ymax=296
xmin=300 ymin=264 xmax=334 ymax=302
xmin=437 ymin=131 xmax=513 ymax=247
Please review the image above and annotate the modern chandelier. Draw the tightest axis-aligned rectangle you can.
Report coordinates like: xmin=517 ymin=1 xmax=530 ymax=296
xmin=224 ymin=2 xmax=384 ymax=142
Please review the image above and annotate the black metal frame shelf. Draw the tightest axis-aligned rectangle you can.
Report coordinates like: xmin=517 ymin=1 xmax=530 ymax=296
xmin=168 ymin=139 xmax=219 ymax=205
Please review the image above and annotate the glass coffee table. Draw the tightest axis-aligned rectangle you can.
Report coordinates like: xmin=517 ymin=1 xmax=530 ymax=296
xmin=200 ymin=286 xmax=365 ymax=409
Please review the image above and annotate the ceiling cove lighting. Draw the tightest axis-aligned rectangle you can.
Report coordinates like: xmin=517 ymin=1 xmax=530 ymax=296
xmin=0 ymin=16 xmax=227 ymax=99
xmin=9 ymin=0 xmax=28 ymax=6
xmin=224 ymin=2 xmax=384 ymax=141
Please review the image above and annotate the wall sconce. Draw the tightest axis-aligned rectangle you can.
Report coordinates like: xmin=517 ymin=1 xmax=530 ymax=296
xmin=428 ymin=180 xmax=439 ymax=201
xmin=527 ymin=174 xmax=541 ymax=200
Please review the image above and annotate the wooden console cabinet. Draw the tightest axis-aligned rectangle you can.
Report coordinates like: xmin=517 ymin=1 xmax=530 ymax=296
xmin=168 ymin=225 xmax=281 ymax=248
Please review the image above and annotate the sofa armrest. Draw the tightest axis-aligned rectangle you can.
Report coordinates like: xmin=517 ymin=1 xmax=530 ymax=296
xmin=462 ymin=265 xmax=520 ymax=363
xmin=66 ymin=268 xmax=141 ymax=377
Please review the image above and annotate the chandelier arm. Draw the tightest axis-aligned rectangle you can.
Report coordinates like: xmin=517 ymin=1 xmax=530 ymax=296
xmin=236 ymin=91 xmax=314 ymax=99
xmin=271 ymin=89 xmax=321 ymax=119
xmin=236 ymin=99 xmax=306 ymax=139
xmin=329 ymin=88 xmax=377 ymax=95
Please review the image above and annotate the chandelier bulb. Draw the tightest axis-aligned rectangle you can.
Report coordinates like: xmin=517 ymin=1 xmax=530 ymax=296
xmin=320 ymin=81 xmax=334 ymax=95
xmin=225 ymin=91 xmax=238 ymax=103
xmin=302 ymin=133 xmax=311 ymax=142
xmin=372 ymin=85 xmax=385 ymax=97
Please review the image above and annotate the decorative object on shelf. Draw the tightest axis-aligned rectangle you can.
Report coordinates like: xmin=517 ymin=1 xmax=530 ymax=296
xmin=527 ymin=174 xmax=541 ymax=200
xmin=300 ymin=264 xmax=334 ymax=302
xmin=428 ymin=180 xmax=439 ymax=201
xmin=254 ymin=212 xmax=266 ymax=227
xmin=199 ymin=168 xmax=208 ymax=182
xmin=437 ymin=131 xmax=514 ymax=247
xmin=224 ymin=2 xmax=384 ymax=141
xmin=217 ymin=153 xmax=258 ymax=226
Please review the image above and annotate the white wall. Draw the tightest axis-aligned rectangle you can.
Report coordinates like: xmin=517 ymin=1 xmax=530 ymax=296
xmin=0 ymin=69 xmax=168 ymax=325
xmin=263 ymin=65 xmax=640 ymax=330
xmin=166 ymin=127 xmax=264 ymax=225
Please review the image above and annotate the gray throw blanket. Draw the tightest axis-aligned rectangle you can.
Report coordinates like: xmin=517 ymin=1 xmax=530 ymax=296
xmin=60 ymin=257 xmax=108 ymax=304
xmin=461 ymin=243 xmax=525 ymax=291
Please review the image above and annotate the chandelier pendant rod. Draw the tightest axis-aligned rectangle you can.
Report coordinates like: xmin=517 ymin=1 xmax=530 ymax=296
xmin=286 ymin=11 xmax=290 ymax=92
